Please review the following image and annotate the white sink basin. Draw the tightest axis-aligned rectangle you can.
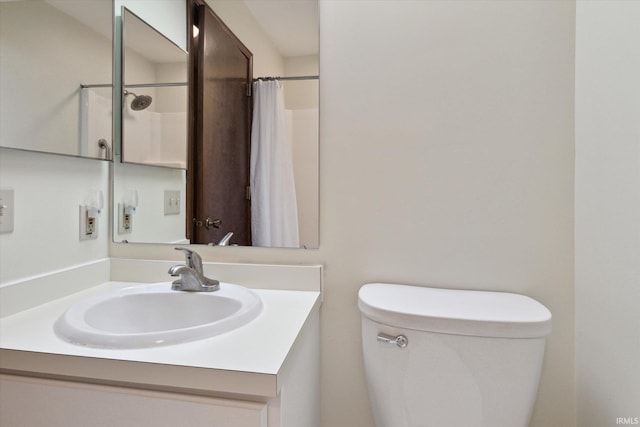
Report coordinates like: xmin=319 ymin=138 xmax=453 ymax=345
xmin=54 ymin=282 xmax=263 ymax=349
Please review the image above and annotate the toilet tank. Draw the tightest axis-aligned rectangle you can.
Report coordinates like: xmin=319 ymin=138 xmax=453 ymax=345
xmin=358 ymin=283 xmax=552 ymax=427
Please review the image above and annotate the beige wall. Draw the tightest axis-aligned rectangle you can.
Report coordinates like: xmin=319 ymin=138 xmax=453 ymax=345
xmin=575 ymin=1 xmax=640 ymax=425
xmin=112 ymin=1 xmax=576 ymax=426
xmin=284 ymin=55 xmax=319 ymax=110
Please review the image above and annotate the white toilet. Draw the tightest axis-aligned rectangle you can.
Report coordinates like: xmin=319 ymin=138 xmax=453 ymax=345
xmin=358 ymin=283 xmax=552 ymax=427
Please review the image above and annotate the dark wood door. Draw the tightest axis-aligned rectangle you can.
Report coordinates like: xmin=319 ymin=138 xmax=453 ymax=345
xmin=188 ymin=1 xmax=252 ymax=245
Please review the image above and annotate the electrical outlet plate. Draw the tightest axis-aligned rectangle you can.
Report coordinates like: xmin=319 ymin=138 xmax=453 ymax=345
xmin=118 ymin=203 xmax=132 ymax=234
xmin=0 ymin=188 xmax=15 ymax=233
xmin=164 ymin=190 xmax=180 ymax=215
xmin=79 ymin=205 xmax=99 ymax=240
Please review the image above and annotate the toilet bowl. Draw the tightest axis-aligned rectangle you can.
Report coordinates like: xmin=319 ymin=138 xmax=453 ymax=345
xmin=358 ymin=283 xmax=552 ymax=427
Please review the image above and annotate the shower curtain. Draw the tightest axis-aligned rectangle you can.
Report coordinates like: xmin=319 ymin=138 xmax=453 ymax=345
xmin=250 ymin=80 xmax=300 ymax=248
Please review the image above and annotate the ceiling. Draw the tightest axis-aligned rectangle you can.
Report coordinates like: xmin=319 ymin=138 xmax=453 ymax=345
xmin=43 ymin=0 xmax=318 ymax=60
xmin=243 ymin=0 xmax=319 ymax=57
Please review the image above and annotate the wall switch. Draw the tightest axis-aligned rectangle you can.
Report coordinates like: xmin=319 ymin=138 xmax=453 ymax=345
xmin=79 ymin=205 xmax=99 ymax=240
xmin=164 ymin=190 xmax=180 ymax=215
xmin=0 ymin=188 xmax=15 ymax=233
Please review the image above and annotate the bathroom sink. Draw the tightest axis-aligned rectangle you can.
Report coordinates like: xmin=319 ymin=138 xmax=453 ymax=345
xmin=54 ymin=282 xmax=262 ymax=349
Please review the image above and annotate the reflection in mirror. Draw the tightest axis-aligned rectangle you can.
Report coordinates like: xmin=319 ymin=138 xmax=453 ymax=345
xmin=113 ymin=0 xmax=318 ymax=249
xmin=113 ymin=8 xmax=188 ymax=244
xmin=0 ymin=0 xmax=113 ymax=160
xmin=121 ymin=8 xmax=188 ymax=168
xmin=113 ymin=160 xmax=187 ymax=244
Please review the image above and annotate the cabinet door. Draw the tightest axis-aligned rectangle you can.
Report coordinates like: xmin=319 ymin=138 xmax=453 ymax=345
xmin=0 ymin=375 xmax=267 ymax=427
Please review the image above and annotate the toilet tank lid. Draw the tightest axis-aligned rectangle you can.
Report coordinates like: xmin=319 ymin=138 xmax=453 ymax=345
xmin=358 ymin=283 xmax=552 ymax=338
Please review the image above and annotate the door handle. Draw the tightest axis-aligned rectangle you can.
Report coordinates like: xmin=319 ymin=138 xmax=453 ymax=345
xmin=205 ymin=218 xmax=221 ymax=230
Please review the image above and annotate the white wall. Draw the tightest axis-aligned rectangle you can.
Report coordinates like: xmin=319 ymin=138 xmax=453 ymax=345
xmin=575 ymin=2 xmax=640 ymax=425
xmin=112 ymin=1 xmax=576 ymax=426
xmin=0 ymin=149 xmax=109 ymax=283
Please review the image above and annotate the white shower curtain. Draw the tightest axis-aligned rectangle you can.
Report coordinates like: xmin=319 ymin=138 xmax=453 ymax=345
xmin=250 ymin=80 xmax=300 ymax=248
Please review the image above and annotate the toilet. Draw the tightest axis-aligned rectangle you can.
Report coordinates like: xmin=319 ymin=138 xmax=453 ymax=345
xmin=358 ymin=283 xmax=552 ymax=427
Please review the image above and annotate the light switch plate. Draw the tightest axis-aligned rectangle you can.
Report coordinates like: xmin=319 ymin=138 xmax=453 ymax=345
xmin=164 ymin=190 xmax=180 ymax=215
xmin=0 ymin=188 xmax=15 ymax=233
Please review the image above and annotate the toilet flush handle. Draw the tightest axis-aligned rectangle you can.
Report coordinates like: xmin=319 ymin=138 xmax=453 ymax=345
xmin=377 ymin=333 xmax=408 ymax=349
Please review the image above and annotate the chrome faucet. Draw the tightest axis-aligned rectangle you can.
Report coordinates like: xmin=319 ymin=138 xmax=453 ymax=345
xmin=218 ymin=232 xmax=234 ymax=246
xmin=169 ymin=247 xmax=219 ymax=292
xmin=206 ymin=232 xmax=234 ymax=247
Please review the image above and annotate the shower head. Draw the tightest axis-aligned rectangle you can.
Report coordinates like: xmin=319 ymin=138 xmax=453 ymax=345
xmin=124 ymin=90 xmax=152 ymax=111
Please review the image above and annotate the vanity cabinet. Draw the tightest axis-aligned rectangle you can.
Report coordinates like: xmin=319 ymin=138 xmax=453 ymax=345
xmin=0 ymin=264 xmax=322 ymax=427
xmin=0 ymin=305 xmax=319 ymax=427
xmin=0 ymin=288 xmax=320 ymax=427
xmin=0 ymin=375 xmax=268 ymax=427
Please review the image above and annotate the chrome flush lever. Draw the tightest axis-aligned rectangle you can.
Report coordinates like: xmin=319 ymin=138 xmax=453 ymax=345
xmin=377 ymin=333 xmax=408 ymax=349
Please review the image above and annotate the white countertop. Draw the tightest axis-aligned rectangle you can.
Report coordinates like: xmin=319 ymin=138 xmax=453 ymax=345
xmin=0 ymin=281 xmax=321 ymax=398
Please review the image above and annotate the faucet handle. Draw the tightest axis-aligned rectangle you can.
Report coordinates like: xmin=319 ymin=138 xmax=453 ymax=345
xmin=175 ymin=247 xmax=203 ymax=274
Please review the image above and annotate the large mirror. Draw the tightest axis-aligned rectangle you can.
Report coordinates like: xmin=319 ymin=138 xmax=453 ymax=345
xmin=114 ymin=0 xmax=319 ymax=249
xmin=0 ymin=0 xmax=113 ymax=160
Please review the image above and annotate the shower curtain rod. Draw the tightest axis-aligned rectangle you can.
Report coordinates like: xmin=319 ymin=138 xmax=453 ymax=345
xmin=83 ymin=75 xmax=318 ymax=88
xmin=80 ymin=83 xmax=112 ymax=88
xmin=253 ymin=75 xmax=319 ymax=82
xmin=80 ymin=82 xmax=187 ymax=89
xmin=82 ymin=77 xmax=316 ymax=88
xmin=125 ymin=82 xmax=187 ymax=88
